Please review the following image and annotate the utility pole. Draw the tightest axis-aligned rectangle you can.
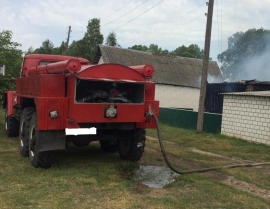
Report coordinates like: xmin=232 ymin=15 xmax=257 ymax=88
xmin=196 ymin=0 xmax=214 ymax=134
xmin=65 ymin=26 xmax=71 ymax=55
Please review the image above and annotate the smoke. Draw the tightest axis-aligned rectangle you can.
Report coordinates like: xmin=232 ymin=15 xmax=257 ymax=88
xmin=197 ymin=74 xmax=223 ymax=87
xmin=207 ymin=74 xmax=223 ymax=83
xmin=236 ymin=46 xmax=270 ymax=81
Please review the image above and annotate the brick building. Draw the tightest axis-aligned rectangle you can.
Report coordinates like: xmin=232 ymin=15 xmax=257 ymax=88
xmin=221 ymin=91 xmax=270 ymax=145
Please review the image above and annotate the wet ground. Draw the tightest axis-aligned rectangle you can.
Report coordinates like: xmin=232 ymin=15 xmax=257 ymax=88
xmin=135 ymin=165 xmax=180 ymax=188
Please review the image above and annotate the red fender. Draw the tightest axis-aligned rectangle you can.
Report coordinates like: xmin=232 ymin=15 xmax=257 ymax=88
xmin=5 ymin=91 xmax=17 ymax=116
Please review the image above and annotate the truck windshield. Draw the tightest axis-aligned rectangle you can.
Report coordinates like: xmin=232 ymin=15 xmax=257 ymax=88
xmin=39 ymin=61 xmax=55 ymax=66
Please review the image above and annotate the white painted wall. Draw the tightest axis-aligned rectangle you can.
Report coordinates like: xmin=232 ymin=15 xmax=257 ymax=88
xmin=221 ymin=95 xmax=270 ymax=145
xmin=155 ymin=84 xmax=200 ymax=111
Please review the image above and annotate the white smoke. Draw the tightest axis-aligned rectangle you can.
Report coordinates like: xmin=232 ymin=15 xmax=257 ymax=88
xmin=207 ymin=74 xmax=223 ymax=83
xmin=237 ymin=47 xmax=270 ymax=81
xmin=197 ymin=74 xmax=223 ymax=87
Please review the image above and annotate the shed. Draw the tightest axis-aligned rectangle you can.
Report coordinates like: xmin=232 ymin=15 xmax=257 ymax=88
xmin=205 ymin=80 xmax=270 ymax=114
xmin=221 ymin=91 xmax=270 ymax=145
xmin=93 ymin=45 xmax=223 ymax=111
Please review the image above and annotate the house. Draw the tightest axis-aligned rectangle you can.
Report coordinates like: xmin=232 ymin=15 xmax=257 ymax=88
xmin=93 ymin=45 xmax=223 ymax=111
xmin=221 ymin=91 xmax=270 ymax=145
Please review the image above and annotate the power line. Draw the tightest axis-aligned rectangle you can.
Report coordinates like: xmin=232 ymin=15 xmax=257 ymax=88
xmin=148 ymin=14 xmax=204 ymax=43
xmin=101 ymin=0 xmax=133 ymax=20
xmin=102 ymin=0 xmax=149 ymax=27
xmin=123 ymin=3 xmax=204 ymax=46
xmin=112 ymin=0 xmax=164 ymax=31
xmin=221 ymin=0 xmax=223 ymax=52
xmin=54 ymin=27 xmax=69 ymax=47
xmin=216 ymin=0 xmax=220 ymax=54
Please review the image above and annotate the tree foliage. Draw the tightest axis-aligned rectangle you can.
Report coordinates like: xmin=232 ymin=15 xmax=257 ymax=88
xmin=0 ymin=30 xmax=21 ymax=101
xmin=171 ymin=44 xmax=204 ymax=58
xmin=82 ymin=18 xmax=104 ymax=62
xmin=68 ymin=40 xmax=85 ymax=57
xmin=218 ymin=28 xmax=270 ymax=80
xmin=128 ymin=44 xmax=149 ymax=52
xmin=105 ymin=31 xmax=120 ymax=47
xmin=68 ymin=18 xmax=104 ymax=62
xmin=0 ymin=30 xmax=23 ymax=77
xmin=128 ymin=43 xmax=203 ymax=58
xmin=0 ymin=75 xmax=16 ymax=101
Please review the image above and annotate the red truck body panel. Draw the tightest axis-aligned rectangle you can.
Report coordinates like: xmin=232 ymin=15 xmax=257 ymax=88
xmin=16 ymin=74 xmax=65 ymax=97
xmin=5 ymin=91 xmax=17 ymax=116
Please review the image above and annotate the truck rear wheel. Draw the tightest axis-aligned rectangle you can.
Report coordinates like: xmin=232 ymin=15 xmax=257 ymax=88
xmin=118 ymin=129 xmax=146 ymax=161
xmin=5 ymin=110 xmax=19 ymax=137
xmin=29 ymin=112 xmax=54 ymax=168
xmin=19 ymin=107 xmax=35 ymax=157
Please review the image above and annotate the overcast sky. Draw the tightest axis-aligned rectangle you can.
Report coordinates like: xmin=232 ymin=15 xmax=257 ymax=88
xmin=1 ymin=0 xmax=269 ymax=62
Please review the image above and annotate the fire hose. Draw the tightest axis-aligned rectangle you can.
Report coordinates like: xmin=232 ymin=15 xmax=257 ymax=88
xmin=149 ymin=113 xmax=270 ymax=174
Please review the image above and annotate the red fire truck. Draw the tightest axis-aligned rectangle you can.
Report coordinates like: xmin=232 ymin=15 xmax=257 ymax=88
xmin=3 ymin=54 xmax=159 ymax=168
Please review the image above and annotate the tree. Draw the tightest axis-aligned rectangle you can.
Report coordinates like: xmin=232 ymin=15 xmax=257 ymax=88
xmin=171 ymin=44 xmax=203 ymax=58
xmin=0 ymin=30 xmax=23 ymax=77
xmin=0 ymin=30 xmax=22 ymax=101
xmin=147 ymin=44 xmax=163 ymax=54
xmin=68 ymin=39 xmax=86 ymax=58
xmin=34 ymin=39 xmax=54 ymax=54
xmin=128 ymin=44 xmax=169 ymax=54
xmin=105 ymin=31 xmax=120 ymax=47
xmin=228 ymin=32 xmax=243 ymax=49
xmin=218 ymin=28 xmax=270 ymax=80
xmin=128 ymin=44 xmax=148 ymax=52
xmin=82 ymin=18 xmax=104 ymax=62
xmin=52 ymin=41 xmax=66 ymax=55
xmin=128 ymin=43 xmax=203 ymax=57
xmin=25 ymin=46 xmax=34 ymax=55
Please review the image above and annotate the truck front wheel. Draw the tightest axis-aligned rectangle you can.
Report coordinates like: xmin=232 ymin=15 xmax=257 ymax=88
xmin=19 ymin=107 xmax=35 ymax=157
xmin=118 ymin=129 xmax=146 ymax=162
xmin=29 ymin=112 xmax=54 ymax=168
xmin=5 ymin=110 xmax=19 ymax=137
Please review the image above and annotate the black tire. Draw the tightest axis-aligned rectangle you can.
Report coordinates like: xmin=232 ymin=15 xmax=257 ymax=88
xmin=100 ymin=140 xmax=118 ymax=153
xmin=19 ymin=107 xmax=35 ymax=157
xmin=5 ymin=110 xmax=19 ymax=137
xmin=29 ymin=112 xmax=54 ymax=168
xmin=118 ymin=129 xmax=146 ymax=162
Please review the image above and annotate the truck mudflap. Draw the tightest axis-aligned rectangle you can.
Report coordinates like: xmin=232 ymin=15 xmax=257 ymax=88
xmin=38 ymin=130 xmax=66 ymax=151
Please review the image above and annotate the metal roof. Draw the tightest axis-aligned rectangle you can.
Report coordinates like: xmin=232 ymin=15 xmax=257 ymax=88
xmin=222 ymin=91 xmax=270 ymax=97
xmin=93 ymin=45 xmax=223 ymax=88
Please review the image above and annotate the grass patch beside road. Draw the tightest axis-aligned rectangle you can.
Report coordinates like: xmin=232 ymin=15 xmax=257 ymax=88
xmin=0 ymin=109 xmax=270 ymax=209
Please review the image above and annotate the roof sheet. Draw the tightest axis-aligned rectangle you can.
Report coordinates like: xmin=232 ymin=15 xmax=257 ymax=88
xmin=223 ymin=91 xmax=270 ymax=97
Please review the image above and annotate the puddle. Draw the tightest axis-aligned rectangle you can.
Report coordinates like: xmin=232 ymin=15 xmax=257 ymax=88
xmin=135 ymin=166 xmax=180 ymax=188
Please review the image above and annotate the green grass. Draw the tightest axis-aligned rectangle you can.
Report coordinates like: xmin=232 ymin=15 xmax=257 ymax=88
xmin=0 ymin=109 xmax=270 ymax=209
